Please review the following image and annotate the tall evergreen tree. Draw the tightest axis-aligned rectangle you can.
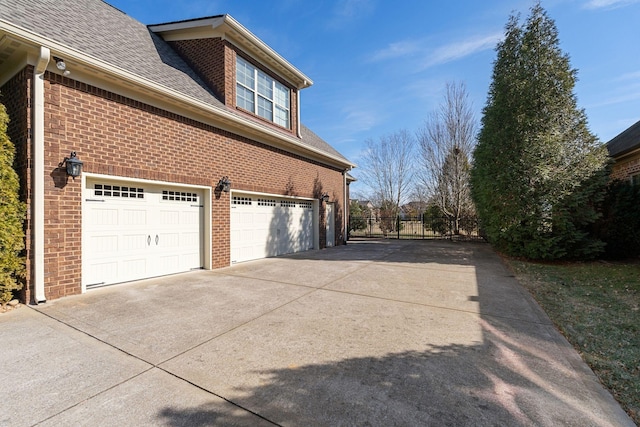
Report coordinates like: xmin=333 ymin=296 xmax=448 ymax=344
xmin=471 ymin=3 xmax=609 ymax=260
xmin=0 ymin=100 xmax=25 ymax=304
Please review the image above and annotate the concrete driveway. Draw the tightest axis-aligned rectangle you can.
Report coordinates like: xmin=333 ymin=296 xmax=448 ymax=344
xmin=1 ymin=239 xmax=634 ymax=426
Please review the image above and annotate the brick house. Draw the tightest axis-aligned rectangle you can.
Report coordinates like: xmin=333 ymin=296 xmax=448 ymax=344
xmin=607 ymin=119 xmax=640 ymax=185
xmin=0 ymin=0 xmax=354 ymax=303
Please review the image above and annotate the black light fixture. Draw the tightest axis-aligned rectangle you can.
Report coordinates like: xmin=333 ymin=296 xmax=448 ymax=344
xmin=321 ymin=192 xmax=329 ymax=203
xmin=62 ymin=151 xmax=83 ymax=179
xmin=218 ymin=176 xmax=231 ymax=192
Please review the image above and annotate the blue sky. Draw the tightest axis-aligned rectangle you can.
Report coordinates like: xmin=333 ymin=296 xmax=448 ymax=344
xmin=107 ymin=0 xmax=640 ymax=195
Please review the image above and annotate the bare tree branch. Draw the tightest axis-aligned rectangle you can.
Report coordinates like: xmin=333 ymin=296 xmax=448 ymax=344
xmin=359 ymin=129 xmax=415 ymax=217
xmin=417 ymin=81 xmax=476 ymax=232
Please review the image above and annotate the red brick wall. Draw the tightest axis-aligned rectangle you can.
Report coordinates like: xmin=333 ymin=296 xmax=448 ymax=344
xmin=33 ymin=71 xmax=344 ymax=299
xmin=169 ymin=38 xmax=229 ymax=103
xmin=610 ymin=150 xmax=640 ymax=182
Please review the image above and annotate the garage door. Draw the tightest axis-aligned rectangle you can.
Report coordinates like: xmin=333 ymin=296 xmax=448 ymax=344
xmin=83 ymin=179 xmax=204 ymax=288
xmin=230 ymin=193 xmax=314 ymax=263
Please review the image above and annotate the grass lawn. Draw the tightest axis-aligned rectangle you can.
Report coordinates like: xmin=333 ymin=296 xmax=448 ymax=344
xmin=506 ymin=259 xmax=640 ymax=424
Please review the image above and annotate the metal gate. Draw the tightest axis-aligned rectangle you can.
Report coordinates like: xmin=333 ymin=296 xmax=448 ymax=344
xmin=348 ymin=215 xmax=482 ymax=241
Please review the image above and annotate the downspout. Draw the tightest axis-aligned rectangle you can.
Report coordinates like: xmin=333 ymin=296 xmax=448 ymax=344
xmin=296 ymin=84 xmax=304 ymax=138
xmin=32 ymin=46 xmax=49 ymax=304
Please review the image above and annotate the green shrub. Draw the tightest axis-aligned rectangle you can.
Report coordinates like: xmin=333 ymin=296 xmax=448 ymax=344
xmin=424 ymin=205 xmax=449 ymax=235
xmin=0 ymin=100 xmax=25 ymax=304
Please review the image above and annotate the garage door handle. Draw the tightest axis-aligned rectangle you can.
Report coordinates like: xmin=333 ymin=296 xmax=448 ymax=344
xmin=155 ymin=235 xmax=159 ymax=245
xmin=147 ymin=235 xmax=151 ymax=246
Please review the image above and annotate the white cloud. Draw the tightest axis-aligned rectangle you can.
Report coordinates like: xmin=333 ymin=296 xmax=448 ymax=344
xmin=327 ymin=0 xmax=376 ymax=28
xmin=369 ymin=40 xmax=421 ymax=62
xmin=421 ymin=32 xmax=502 ymax=69
xmin=591 ymin=90 xmax=640 ymax=107
xmin=583 ymin=0 xmax=640 ymax=9
xmin=616 ymin=70 xmax=640 ymax=81
xmin=340 ymin=103 xmax=380 ymax=133
xmin=367 ymin=32 xmax=501 ymax=70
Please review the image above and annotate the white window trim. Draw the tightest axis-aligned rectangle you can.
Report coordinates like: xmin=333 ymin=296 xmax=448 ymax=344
xmin=236 ymin=56 xmax=290 ymax=128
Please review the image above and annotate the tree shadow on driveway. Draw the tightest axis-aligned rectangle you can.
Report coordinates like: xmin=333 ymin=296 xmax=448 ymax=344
xmin=156 ymin=240 xmax=630 ymax=426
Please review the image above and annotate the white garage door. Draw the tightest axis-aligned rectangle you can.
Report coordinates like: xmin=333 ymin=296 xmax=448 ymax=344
xmin=83 ymin=179 xmax=204 ymax=289
xmin=230 ymin=193 xmax=314 ymax=263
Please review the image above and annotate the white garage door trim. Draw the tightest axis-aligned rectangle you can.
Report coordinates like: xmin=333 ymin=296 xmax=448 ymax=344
xmin=230 ymin=191 xmax=318 ymax=264
xmin=81 ymin=173 xmax=212 ymax=292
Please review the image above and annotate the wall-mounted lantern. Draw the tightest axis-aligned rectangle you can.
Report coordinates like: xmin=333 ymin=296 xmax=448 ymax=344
xmin=218 ymin=176 xmax=231 ymax=192
xmin=320 ymin=192 xmax=329 ymax=203
xmin=62 ymin=151 xmax=83 ymax=179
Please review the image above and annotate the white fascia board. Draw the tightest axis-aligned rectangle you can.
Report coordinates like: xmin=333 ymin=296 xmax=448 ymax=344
xmin=0 ymin=20 xmax=353 ymax=170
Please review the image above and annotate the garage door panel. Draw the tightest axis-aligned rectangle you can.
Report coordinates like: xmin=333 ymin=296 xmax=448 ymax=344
xmin=121 ymin=258 xmax=147 ymax=279
xmin=89 ymin=261 xmax=118 ymax=284
xmin=122 ymin=209 xmax=147 ymax=225
xmin=160 ymin=210 xmax=179 ymax=225
xmin=90 ymin=234 xmax=119 ymax=253
xmin=182 ymin=232 xmax=200 ymax=247
xmin=122 ymin=234 xmax=147 ymax=251
xmin=83 ymin=180 xmax=204 ymax=289
xmin=182 ymin=210 xmax=199 ymax=225
xmin=158 ymin=233 xmax=179 ymax=247
xmin=90 ymin=208 xmax=119 ymax=227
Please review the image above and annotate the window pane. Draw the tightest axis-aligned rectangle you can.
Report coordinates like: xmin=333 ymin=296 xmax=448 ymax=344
xmin=257 ymin=72 xmax=273 ymax=99
xmin=274 ymin=105 xmax=289 ymax=127
xmin=237 ymin=84 xmax=255 ymax=111
xmin=257 ymin=96 xmax=273 ymax=120
xmin=236 ymin=57 xmax=254 ymax=89
xmin=274 ymin=82 xmax=289 ymax=108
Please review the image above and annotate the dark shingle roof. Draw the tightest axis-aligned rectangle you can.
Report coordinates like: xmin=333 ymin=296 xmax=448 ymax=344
xmin=300 ymin=125 xmax=349 ymax=163
xmin=0 ymin=0 xmax=223 ymax=106
xmin=0 ymin=0 xmax=351 ymax=166
xmin=607 ymin=119 xmax=640 ymax=158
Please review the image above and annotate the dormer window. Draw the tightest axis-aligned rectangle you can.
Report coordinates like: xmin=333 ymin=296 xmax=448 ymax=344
xmin=236 ymin=56 xmax=290 ymax=128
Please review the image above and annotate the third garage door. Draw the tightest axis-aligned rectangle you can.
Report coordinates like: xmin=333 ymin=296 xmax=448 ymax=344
xmin=230 ymin=193 xmax=314 ymax=263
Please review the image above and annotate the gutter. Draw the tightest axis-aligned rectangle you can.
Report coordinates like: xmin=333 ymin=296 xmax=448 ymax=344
xmin=32 ymin=46 xmax=48 ymax=304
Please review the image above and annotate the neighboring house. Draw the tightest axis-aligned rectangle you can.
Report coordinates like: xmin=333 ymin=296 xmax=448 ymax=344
xmin=0 ymin=0 xmax=354 ymax=303
xmin=399 ymin=201 xmax=428 ymax=219
xmin=355 ymin=199 xmax=374 ymax=212
xmin=607 ymin=119 xmax=640 ymax=185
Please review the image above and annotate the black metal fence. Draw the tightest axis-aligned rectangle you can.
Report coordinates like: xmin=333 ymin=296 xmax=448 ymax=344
xmin=348 ymin=215 xmax=483 ymax=241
